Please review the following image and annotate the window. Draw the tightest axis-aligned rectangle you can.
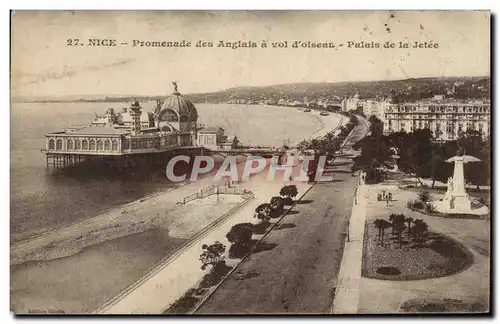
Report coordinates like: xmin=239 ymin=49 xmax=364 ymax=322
xmin=48 ymin=139 xmax=55 ymax=150
xmin=89 ymin=140 xmax=96 ymax=150
xmin=97 ymin=140 xmax=104 ymax=151
xmin=111 ymin=140 xmax=118 ymax=151
xmin=104 ymin=140 xmax=111 ymax=151
xmin=82 ymin=140 xmax=88 ymax=150
xmin=67 ymin=140 xmax=73 ymax=150
xmin=56 ymin=139 xmax=63 ymax=150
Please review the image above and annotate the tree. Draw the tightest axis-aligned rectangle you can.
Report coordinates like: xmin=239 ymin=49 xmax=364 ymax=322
xmin=373 ymin=219 xmax=392 ymax=245
xmin=255 ymin=203 xmax=272 ymax=223
xmin=458 ymin=129 xmax=490 ymax=189
xmin=397 ymin=129 xmax=435 ymax=185
xmin=199 ymin=241 xmax=226 ymax=270
xmin=393 ymin=220 xmax=406 ymax=247
xmin=349 ymin=115 xmax=359 ymax=127
xmin=418 ymin=191 xmax=431 ymax=203
xmin=226 ymin=223 xmax=254 ymax=245
xmin=410 ymin=219 xmax=429 ymax=244
xmin=270 ymin=196 xmax=284 ymax=217
xmin=368 ymin=115 xmax=384 ymax=137
xmin=389 ymin=213 xmax=397 ymax=235
xmin=279 ymin=185 xmax=298 ymax=205
xmin=426 ymin=145 xmax=450 ymax=188
xmin=405 ymin=217 xmax=414 ymax=234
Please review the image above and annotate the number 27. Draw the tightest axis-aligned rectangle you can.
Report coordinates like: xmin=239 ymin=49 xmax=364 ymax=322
xmin=66 ymin=39 xmax=81 ymax=46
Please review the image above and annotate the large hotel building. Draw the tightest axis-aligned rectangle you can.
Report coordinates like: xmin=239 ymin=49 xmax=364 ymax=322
xmin=343 ymin=95 xmax=491 ymax=141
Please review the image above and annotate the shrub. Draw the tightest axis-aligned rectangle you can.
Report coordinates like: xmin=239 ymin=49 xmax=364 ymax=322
xmin=226 ymin=223 xmax=253 ymax=245
xmin=199 ymin=241 xmax=226 ymax=271
xmin=279 ymin=185 xmax=298 ymax=200
xmin=408 ymin=200 xmax=425 ymax=210
xmin=199 ymin=262 xmax=232 ymax=288
xmin=365 ymin=168 xmax=386 ymax=184
xmin=418 ymin=191 xmax=431 ymax=203
xmin=425 ymin=203 xmax=436 ymax=214
xmin=255 ymin=203 xmax=272 ymax=222
xmin=164 ymin=288 xmax=199 ymax=314
xmin=270 ymin=196 xmax=285 ymax=217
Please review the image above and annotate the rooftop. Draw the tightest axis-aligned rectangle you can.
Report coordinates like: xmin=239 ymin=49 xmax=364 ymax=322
xmin=57 ymin=126 xmax=132 ymax=135
xmin=199 ymin=126 xmax=225 ymax=134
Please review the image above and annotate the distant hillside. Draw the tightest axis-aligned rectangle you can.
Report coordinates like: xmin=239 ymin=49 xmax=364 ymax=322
xmin=14 ymin=76 xmax=490 ymax=104
xmin=184 ymin=76 xmax=490 ymax=103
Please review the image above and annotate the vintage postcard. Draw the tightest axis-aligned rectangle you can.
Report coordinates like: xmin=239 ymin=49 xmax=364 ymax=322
xmin=10 ymin=10 xmax=491 ymax=315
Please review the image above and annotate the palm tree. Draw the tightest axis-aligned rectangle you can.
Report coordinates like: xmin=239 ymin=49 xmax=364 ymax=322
xmin=389 ymin=213 xmax=398 ymax=235
xmin=374 ymin=219 xmax=392 ymax=245
xmin=373 ymin=219 xmax=384 ymax=241
xmin=393 ymin=221 xmax=406 ymax=247
xmin=405 ymin=217 xmax=414 ymax=234
xmin=411 ymin=219 xmax=429 ymax=244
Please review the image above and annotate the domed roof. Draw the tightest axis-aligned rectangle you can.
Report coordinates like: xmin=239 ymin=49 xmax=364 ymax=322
xmin=158 ymin=82 xmax=198 ymax=121
xmin=160 ymin=93 xmax=198 ymax=120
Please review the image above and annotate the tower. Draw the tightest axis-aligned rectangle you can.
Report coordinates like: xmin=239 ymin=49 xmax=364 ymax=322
xmin=130 ymin=101 xmax=142 ymax=135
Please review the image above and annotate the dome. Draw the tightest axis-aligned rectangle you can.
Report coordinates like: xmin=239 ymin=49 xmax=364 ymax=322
xmin=158 ymin=91 xmax=198 ymax=123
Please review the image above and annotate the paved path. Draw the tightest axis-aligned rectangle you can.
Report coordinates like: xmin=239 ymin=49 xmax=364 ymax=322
xmin=331 ymin=182 xmax=367 ymax=314
xmin=357 ymin=184 xmax=490 ymax=313
xmin=196 ymin=155 xmax=359 ymax=314
xmin=96 ymin=171 xmax=311 ymax=314
xmin=194 ymin=115 xmax=369 ymax=314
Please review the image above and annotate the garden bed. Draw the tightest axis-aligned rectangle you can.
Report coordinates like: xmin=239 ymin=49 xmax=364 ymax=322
xmin=362 ymin=222 xmax=473 ymax=281
xmin=407 ymin=205 xmax=488 ymax=220
xmin=399 ymin=298 xmax=488 ymax=313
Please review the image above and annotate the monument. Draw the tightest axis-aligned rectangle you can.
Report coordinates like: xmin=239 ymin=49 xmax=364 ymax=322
xmin=432 ymin=149 xmax=488 ymax=215
xmin=387 ymin=147 xmax=400 ymax=173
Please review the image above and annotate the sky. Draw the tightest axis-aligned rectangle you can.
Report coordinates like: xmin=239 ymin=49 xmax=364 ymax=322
xmin=11 ymin=10 xmax=490 ymax=98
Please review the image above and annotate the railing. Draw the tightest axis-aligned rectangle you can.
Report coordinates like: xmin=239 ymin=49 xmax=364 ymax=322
xmin=94 ymin=191 xmax=255 ymax=314
xmin=181 ymin=185 xmax=253 ymax=204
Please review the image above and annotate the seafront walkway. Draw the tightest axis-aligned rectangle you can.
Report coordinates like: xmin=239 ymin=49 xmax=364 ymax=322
xmin=331 ymin=180 xmax=367 ymax=314
xmin=97 ymin=173 xmax=312 ymax=314
xmin=196 ymin=156 xmax=359 ymax=313
xmin=97 ymin=114 xmax=347 ymax=314
xmin=195 ymin=117 xmax=369 ymax=314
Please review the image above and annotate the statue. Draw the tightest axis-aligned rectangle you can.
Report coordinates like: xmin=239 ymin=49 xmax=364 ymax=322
xmin=444 ymin=177 xmax=453 ymax=201
xmin=172 ymin=81 xmax=178 ymax=93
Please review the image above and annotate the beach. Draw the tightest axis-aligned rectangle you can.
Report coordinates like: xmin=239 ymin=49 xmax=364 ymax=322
xmin=10 ymin=103 xmax=343 ymax=313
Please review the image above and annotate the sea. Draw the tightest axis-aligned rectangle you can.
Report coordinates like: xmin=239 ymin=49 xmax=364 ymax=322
xmin=10 ymin=102 xmax=323 ymax=313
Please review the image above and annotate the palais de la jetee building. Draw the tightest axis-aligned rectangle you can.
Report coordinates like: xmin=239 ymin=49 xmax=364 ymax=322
xmin=42 ymin=89 xmax=234 ymax=171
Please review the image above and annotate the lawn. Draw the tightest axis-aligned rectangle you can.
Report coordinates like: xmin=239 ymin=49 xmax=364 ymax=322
xmin=362 ymin=222 xmax=474 ymax=281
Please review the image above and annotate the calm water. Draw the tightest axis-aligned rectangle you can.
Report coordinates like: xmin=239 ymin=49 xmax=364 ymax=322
xmin=10 ymin=101 xmax=322 ymax=313
xmin=10 ymin=102 xmax=321 ymax=238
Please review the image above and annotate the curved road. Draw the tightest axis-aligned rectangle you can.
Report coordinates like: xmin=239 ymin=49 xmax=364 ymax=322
xmin=196 ymin=116 xmax=369 ymax=314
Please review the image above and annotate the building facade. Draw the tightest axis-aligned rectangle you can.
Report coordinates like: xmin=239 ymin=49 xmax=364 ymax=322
xmin=383 ymin=99 xmax=490 ymax=141
xmin=341 ymin=93 xmax=362 ymax=112
xmin=44 ymin=87 xmax=199 ymax=156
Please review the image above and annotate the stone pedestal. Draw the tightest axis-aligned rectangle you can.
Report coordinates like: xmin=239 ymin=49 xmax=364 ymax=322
xmin=452 ymin=196 xmax=472 ymax=212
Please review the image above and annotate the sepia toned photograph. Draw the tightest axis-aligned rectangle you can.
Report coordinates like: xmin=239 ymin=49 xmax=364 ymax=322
xmin=10 ymin=10 xmax=491 ymax=315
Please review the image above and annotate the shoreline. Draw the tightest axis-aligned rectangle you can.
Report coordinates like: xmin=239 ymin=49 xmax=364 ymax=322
xmin=11 ymin=108 xmax=340 ymax=253
xmin=10 ymin=111 xmax=344 ymax=313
